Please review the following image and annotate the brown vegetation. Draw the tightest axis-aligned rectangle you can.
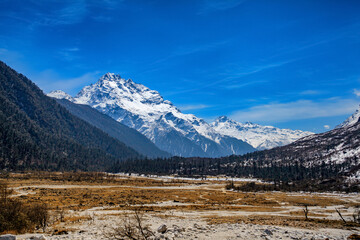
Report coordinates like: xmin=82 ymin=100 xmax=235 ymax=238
xmin=0 ymin=181 xmax=49 ymax=234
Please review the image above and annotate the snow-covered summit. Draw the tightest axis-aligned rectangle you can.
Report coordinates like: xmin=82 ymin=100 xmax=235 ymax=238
xmin=211 ymin=116 xmax=313 ymax=150
xmin=70 ymin=73 xmax=255 ymax=157
xmin=336 ymin=105 xmax=360 ymax=128
xmin=47 ymin=90 xmax=74 ymax=101
xmin=48 ymin=73 xmax=313 ymax=155
xmin=74 ymin=74 xmax=179 ymax=125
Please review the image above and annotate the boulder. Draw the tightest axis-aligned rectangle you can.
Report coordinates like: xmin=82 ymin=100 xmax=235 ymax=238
xmin=157 ymin=224 xmax=167 ymax=234
xmin=0 ymin=235 xmax=16 ymax=240
xmin=264 ymin=229 xmax=273 ymax=236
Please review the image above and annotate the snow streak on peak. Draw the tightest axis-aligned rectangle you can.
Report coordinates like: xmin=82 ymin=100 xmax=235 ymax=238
xmin=336 ymin=105 xmax=360 ymax=129
xmin=211 ymin=116 xmax=313 ymax=150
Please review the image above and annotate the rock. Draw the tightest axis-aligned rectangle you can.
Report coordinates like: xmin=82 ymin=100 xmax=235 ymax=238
xmin=157 ymin=224 xmax=167 ymax=234
xmin=193 ymin=223 xmax=201 ymax=229
xmin=29 ymin=235 xmax=47 ymax=240
xmin=0 ymin=235 xmax=16 ymax=240
xmin=172 ymin=224 xmax=182 ymax=232
xmin=264 ymin=229 xmax=273 ymax=236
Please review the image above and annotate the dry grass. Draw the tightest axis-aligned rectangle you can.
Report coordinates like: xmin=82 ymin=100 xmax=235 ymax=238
xmin=2 ymin=172 xmax=360 ymax=232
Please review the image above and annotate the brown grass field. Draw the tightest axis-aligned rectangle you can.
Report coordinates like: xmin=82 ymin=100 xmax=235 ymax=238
xmin=1 ymin=172 xmax=360 ymax=239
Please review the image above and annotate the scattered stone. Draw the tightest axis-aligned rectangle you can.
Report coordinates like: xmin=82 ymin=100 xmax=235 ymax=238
xmin=264 ymin=229 xmax=273 ymax=236
xmin=157 ymin=224 xmax=167 ymax=234
xmin=172 ymin=224 xmax=183 ymax=232
xmin=29 ymin=235 xmax=46 ymax=240
xmin=193 ymin=223 xmax=201 ymax=229
xmin=0 ymin=235 xmax=16 ymax=240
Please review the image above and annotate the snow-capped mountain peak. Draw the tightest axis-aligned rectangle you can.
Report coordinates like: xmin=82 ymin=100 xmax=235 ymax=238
xmin=336 ymin=105 xmax=360 ymax=128
xmin=211 ymin=116 xmax=313 ymax=150
xmin=48 ymin=73 xmax=313 ymax=156
xmin=47 ymin=90 xmax=74 ymax=101
xmin=63 ymin=73 xmax=255 ymax=157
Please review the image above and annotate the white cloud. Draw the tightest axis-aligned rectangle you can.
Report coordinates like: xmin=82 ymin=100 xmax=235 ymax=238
xmin=230 ymin=99 xmax=359 ymax=123
xmin=324 ymin=125 xmax=330 ymax=130
xmin=354 ymin=89 xmax=360 ymax=97
xmin=179 ymin=104 xmax=212 ymax=111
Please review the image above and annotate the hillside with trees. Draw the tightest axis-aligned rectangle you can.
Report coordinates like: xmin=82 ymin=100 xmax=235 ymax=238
xmin=0 ymin=61 xmax=140 ymax=171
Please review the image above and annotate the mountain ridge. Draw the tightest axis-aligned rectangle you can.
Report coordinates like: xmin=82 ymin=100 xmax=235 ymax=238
xmin=54 ymin=98 xmax=171 ymax=158
xmin=211 ymin=116 xmax=313 ymax=150
xmin=49 ymin=73 xmax=313 ymax=157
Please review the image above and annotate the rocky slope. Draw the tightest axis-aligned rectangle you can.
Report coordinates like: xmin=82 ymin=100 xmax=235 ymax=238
xmin=336 ymin=104 xmax=360 ymax=128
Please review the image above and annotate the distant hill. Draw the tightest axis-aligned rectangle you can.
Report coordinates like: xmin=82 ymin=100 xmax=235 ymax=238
xmin=0 ymin=61 xmax=139 ymax=171
xmin=54 ymin=98 xmax=170 ymax=158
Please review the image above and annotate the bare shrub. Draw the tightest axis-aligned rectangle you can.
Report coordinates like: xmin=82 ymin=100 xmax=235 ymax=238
xmin=352 ymin=208 xmax=360 ymax=224
xmin=105 ymin=208 xmax=154 ymax=240
xmin=0 ymin=181 xmax=49 ymax=233
xmin=26 ymin=203 xmax=49 ymax=231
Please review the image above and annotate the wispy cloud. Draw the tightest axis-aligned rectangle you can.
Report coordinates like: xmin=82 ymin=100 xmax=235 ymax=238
xmin=149 ymin=40 xmax=231 ymax=67
xmin=230 ymin=98 xmax=359 ymax=124
xmin=223 ymin=80 xmax=267 ymax=89
xmin=198 ymin=0 xmax=247 ymax=15
xmin=58 ymin=47 xmax=80 ymax=62
xmin=207 ymin=59 xmax=296 ymax=88
xmin=1 ymin=0 xmax=123 ymax=28
xmin=163 ymin=60 xmax=292 ymax=96
xmin=354 ymin=89 xmax=360 ymax=97
xmin=173 ymin=40 xmax=230 ymax=56
xmin=299 ymin=90 xmax=322 ymax=96
xmin=29 ymin=0 xmax=88 ymax=27
xmin=32 ymin=70 xmax=101 ymax=94
xmin=178 ymin=104 xmax=212 ymax=111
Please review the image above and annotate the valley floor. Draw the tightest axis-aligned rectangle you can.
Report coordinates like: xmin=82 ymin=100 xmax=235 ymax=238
xmin=3 ymin=173 xmax=360 ymax=240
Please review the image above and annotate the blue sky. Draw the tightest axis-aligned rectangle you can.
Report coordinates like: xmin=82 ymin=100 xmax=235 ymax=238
xmin=1 ymin=0 xmax=360 ymax=133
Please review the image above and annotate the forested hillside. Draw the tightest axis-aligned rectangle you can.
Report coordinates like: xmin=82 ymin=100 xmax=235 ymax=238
xmin=0 ymin=61 xmax=139 ymax=171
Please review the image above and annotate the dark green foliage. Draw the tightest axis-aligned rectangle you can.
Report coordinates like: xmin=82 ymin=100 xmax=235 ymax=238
xmin=0 ymin=61 xmax=139 ymax=171
xmin=110 ymin=155 xmax=359 ymax=192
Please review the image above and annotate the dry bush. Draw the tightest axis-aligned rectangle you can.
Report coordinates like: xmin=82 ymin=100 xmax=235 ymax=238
xmin=105 ymin=208 xmax=154 ymax=240
xmin=0 ymin=181 xmax=49 ymax=233
xmin=352 ymin=208 xmax=360 ymax=224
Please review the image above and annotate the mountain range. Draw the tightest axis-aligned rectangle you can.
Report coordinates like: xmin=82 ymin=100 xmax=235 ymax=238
xmin=48 ymin=73 xmax=313 ymax=157
xmin=1 ymin=61 xmax=359 ymax=183
xmin=116 ymin=106 xmax=360 ymax=185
